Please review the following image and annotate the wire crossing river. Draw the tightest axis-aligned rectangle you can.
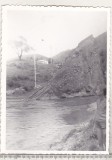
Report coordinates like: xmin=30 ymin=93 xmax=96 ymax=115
xmin=6 ymin=96 xmax=98 ymax=151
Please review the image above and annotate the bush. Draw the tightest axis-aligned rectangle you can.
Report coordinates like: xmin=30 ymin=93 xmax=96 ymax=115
xmin=17 ymin=75 xmax=29 ymax=80
xmin=7 ymin=79 xmax=21 ymax=88
xmin=23 ymin=85 xmax=33 ymax=91
xmin=7 ymin=75 xmax=34 ymax=92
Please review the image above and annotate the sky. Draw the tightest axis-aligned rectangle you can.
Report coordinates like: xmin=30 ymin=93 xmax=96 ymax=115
xmin=3 ymin=6 xmax=108 ymax=60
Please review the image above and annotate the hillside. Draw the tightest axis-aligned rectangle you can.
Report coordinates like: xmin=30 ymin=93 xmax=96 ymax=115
xmin=51 ymin=32 xmax=107 ymax=97
xmin=7 ymin=32 xmax=107 ymax=98
xmin=53 ymin=49 xmax=73 ymax=64
xmin=7 ymin=54 xmax=57 ymax=93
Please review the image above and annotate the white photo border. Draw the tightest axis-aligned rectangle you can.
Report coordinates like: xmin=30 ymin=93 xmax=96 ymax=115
xmin=1 ymin=5 xmax=111 ymax=154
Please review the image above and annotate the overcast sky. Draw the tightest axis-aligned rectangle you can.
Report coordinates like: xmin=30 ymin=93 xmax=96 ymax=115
xmin=4 ymin=7 xmax=108 ymax=60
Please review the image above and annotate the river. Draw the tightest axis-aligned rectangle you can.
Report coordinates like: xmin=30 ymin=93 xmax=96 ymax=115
xmin=6 ymin=96 xmax=97 ymax=151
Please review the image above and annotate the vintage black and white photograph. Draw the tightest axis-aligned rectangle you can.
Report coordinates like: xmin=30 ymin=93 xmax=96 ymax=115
xmin=1 ymin=6 xmax=110 ymax=153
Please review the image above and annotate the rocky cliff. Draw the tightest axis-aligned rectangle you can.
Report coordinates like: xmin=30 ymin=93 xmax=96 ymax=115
xmin=51 ymin=32 xmax=107 ymax=97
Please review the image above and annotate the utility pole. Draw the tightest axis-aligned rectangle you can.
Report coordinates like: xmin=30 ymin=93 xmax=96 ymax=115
xmin=34 ymin=53 xmax=37 ymax=88
xmin=33 ymin=38 xmax=44 ymax=88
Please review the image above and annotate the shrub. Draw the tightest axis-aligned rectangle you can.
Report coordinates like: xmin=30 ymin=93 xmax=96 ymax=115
xmin=7 ymin=79 xmax=21 ymax=88
xmin=23 ymin=85 xmax=33 ymax=91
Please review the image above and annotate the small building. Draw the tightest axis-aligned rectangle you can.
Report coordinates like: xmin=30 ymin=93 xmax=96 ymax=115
xmin=38 ymin=59 xmax=48 ymax=64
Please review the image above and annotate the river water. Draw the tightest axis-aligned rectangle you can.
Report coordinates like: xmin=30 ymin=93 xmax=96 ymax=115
xmin=6 ymin=96 xmax=97 ymax=151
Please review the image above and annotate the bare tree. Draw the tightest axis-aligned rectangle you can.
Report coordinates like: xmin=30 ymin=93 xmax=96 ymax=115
xmin=12 ymin=36 xmax=33 ymax=60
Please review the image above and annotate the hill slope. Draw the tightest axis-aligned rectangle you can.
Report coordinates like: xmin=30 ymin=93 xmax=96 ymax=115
xmin=7 ymin=55 xmax=57 ymax=92
xmin=7 ymin=32 xmax=107 ymax=98
xmin=51 ymin=32 xmax=107 ymax=97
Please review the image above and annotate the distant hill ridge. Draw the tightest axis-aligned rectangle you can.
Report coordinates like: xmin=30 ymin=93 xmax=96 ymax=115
xmin=78 ymin=35 xmax=94 ymax=48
